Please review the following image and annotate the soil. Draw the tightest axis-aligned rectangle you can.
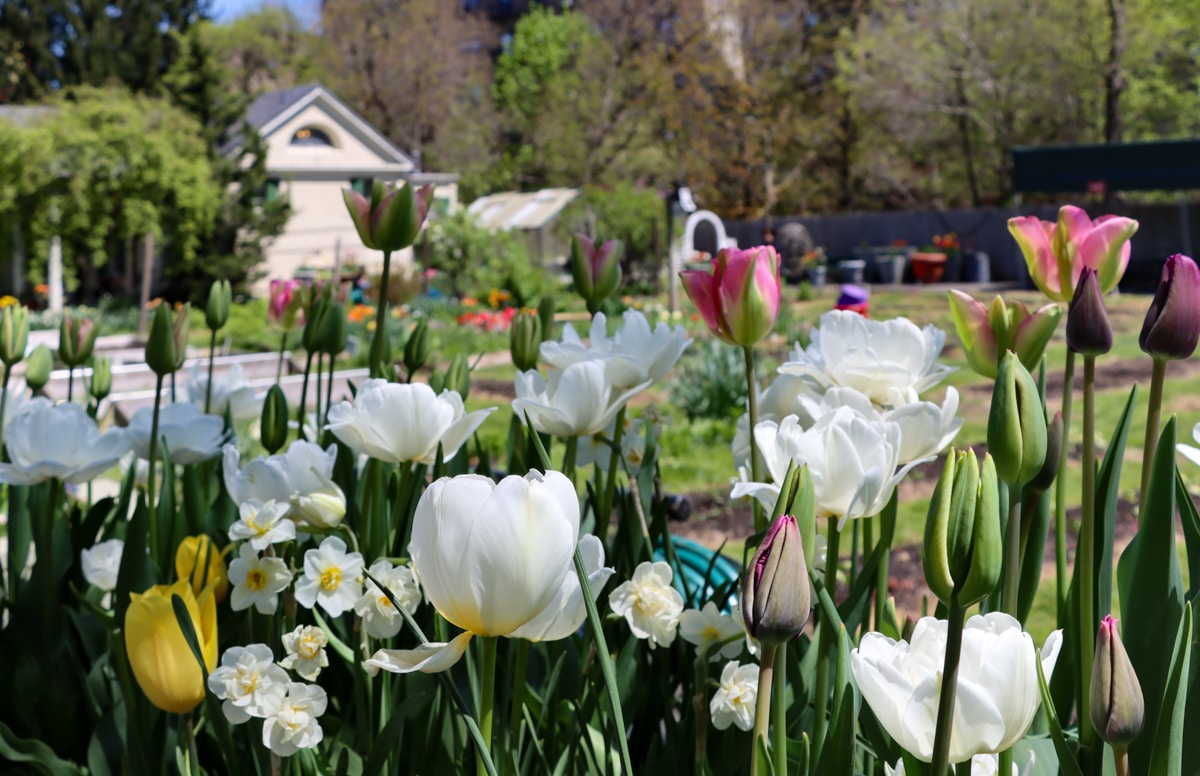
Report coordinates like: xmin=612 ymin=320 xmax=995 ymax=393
xmin=962 ymin=353 xmax=1200 ymax=405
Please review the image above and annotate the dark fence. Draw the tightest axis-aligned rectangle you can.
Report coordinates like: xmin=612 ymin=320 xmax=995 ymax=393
xmin=725 ymin=201 xmax=1200 ymax=291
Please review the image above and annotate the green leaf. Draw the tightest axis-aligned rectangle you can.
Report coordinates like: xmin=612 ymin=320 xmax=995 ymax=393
xmin=5 ymin=483 xmax=31 ymax=598
xmin=1094 ymin=385 xmax=1137 ymax=619
xmin=170 ymin=593 xmax=208 ymax=681
xmin=1148 ymin=603 xmax=1192 ymax=776
xmin=114 ymin=498 xmax=155 ymax=628
xmin=0 ymin=721 xmax=86 ymax=775
xmin=1035 ymin=653 xmax=1085 ymax=776
xmin=363 ymin=688 xmax=430 ymax=775
xmin=1175 ymin=470 xmax=1200 ymax=602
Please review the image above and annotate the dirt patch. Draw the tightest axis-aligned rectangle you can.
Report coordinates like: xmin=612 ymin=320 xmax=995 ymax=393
xmin=965 ymin=354 xmax=1200 ymax=404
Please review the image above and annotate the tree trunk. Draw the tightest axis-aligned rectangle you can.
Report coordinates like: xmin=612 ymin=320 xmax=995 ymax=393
xmin=1104 ymin=0 xmax=1126 ymax=145
xmin=954 ymin=70 xmax=981 ymax=207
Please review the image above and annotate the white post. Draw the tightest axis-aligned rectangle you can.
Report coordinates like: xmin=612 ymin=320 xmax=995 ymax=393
xmin=48 ymin=236 xmax=63 ymax=313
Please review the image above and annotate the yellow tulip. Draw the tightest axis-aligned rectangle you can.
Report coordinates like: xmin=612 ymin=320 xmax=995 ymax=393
xmin=125 ymin=579 xmax=218 ymax=714
xmin=175 ymin=535 xmax=229 ymax=603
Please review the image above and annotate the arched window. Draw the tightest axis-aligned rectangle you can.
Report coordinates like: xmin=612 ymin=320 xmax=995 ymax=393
xmin=290 ymin=127 xmax=335 ymax=147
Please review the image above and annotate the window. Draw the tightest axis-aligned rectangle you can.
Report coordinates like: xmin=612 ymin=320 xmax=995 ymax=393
xmin=265 ymin=178 xmax=282 ymax=201
xmin=290 ymin=127 xmax=335 ymax=147
xmin=350 ymin=178 xmax=374 ymax=196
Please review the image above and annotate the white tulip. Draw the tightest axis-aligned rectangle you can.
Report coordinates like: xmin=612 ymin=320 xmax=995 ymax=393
xmin=608 ymin=561 xmax=684 ymax=649
xmin=576 ymin=413 xmax=662 ymax=477
xmin=207 ymin=644 xmax=290 ymax=724
xmin=223 ymin=442 xmax=347 ymax=529
xmin=710 ymin=660 xmax=759 ymax=731
xmin=128 ymin=402 xmax=228 ymax=465
xmin=326 ymin=379 xmax=495 ymax=465
xmin=365 ymin=471 xmax=612 ymax=675
xmin=1176 ymin=422 xmax=1200 ymax=467
xmin=780 ymin=310 xmax=954 ymax=409
xmin=0 ymin=402 xmax=131 ymax=485
xmin=851 ymin=613 xmax=1062 ymax=764
xmin=885 ymin=750 xmax=1034 ymax=775
xmin=1 ymin=383 xmax=50 ymax=432
xmin=541 ymin=310 xmax=691 ymax=390
xmin=80 ymin=538 xmax=124 ymax=592
xmin=513 ymin=360 xmax=650 ymax=438
xmin=186 ymin=363 xmax=263 ymax=424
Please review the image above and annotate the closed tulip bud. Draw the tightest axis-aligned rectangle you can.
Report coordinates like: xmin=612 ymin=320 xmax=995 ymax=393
xmin=342 ymin=181 xmax=433 ymax=252
xmin=268 ymin=279 xmax=306 ymax=332
xmin=25 ymin=344 xmax=52 ymax=392
xmin=59 ymin=311 xmax=98 ymax=368
xmin=145 ymin=304 xmax=178 ymax=377
xmin=536 ymin=295 xmax=556 ymax=343
xmin=741 ymin=513 xmax=811 ymax=645
xmin=1029 ymin=410 xmax=1063 ymax=492
xmin=0 ymin=304 xmax=28 ymax=366
xmin=1066 ymin=267 xmax=1113 ymax=356
xmin=403 ymin=319 xmax=430 ymax=376
xmin=922 ymin=449 xmax=1002 ymax=607
xmin=89 ymin=356 xmax=112 ymax=402
xmin=321 ymin=302 xmax=348 ymax=356
xmin=302 ymin=297 xmax=329 ymax=353
xmin=442 ymin=352 xmax=470 ymax=399
xmin=1139 ymin=254 xmax=1200 ymax=361
xmin=124 ymin=579 xmax=217 ymax=714
xmin=205 ymin=279 xmax=232 ymax=332
xmin=174 ymin=534 xmax=229 ymax=603
xmin=510 ymin=310 xmax=541 ymax=372
xmin=570 ymin=235 xmax=623 ymax=313
xmin=261 ymin=385 xmax=289 ymax=455
xmin=680 ymin=245 xmax=782 ymax=347
xmin=948 ymin=290 xmax=1061 ymax=379
xmin=987 ymin=351 xmax=1047 ymax=487
xmin=172 ymin=304 xmax=191 ymax=371
xmin=1090 ymin=615 xmax=1144 ymax=749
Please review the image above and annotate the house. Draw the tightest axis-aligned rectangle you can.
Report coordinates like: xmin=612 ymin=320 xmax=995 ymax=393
xmin=234 ymin=84 xmax=459 ymax=295
xmin=466 ymin=188 xmax=579 ymax=269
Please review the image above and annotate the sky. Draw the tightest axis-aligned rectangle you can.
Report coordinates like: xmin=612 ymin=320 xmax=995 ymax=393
xmin=211 ymin=0 xmax=320 ymax=26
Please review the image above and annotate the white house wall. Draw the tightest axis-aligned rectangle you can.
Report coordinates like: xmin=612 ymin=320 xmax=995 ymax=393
xmin=265 ymin=103 xmax=411 ymax=175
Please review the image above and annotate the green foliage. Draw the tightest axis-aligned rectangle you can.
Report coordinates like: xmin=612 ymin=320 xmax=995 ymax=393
xmin=563 ymin=183 xmax=664 ymax=293
xmin=424 ymin=211 xmax=553 ymax=306
xmin=669 ymin=337 xmax=749 ymax=422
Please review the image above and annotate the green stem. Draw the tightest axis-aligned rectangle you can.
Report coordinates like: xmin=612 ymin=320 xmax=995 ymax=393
xmin=772 ymin=642 xmax=787 ymax=776
xmin=0 ymin=365 xmax=11 ymax=454
xmin=1055 ymin=349 xmax=1075 ymax=624
xmin=205 ymin=330 xmax=217 ymax=415
xmin=1004 ymin=482 xmax=1022 ymax=617
xmin=477 ymin=636 xmax=498 ymax=776
xmin=692 ymin=653 xmax=711 ymax=776
xmin=297 ymin=351 xmax=314 ymax=441
xmin=184 ymin=714 xmax=199 ymax=776
xmin=875 ymin=494 xmax=898 ymax=635
xmin=314 ymin=352 xmax=324 ymax=436
xmin=509 ymin=639 xmax=530 ymax=742
xmin=998 ymin=749 xmax=1013 ymax=776
xmin=1138 ymin=357 xmax=1166 ymax=521
xmin=750 ymin=644 xmax=778 ymax=776
xmin=147 ymin=372 xmax=165 ymax=543
xmin=324 ymin=348 xmax=336 ymax=435
xmin=862 ymin=518 xmax=874 ymax=629
xmin=812 ymin=517 xmax=841 ymax=758
xmin=42 ymin=477 xmax=61 ymax=647
xmin=370 ymin=250 xmax=393 ymax=379
xmin=276 ymin=331 xmax=287 ymax=383
xmin=743 ymin=346 xmax=765 ymax=531
xmin=1078 ymin=354 xmax=1097 ymax=751
xmin=67 ymin=365 xmax=73 ymax=403
xmin=563 ymin=435 xmax=578 ymax=485
xmin=929 ymin=601 xmax=967 ymax=776
xmin=597 ymin=405 xmax=626 ymax=548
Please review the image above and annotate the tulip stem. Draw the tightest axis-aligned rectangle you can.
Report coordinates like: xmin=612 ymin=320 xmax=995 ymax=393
xmin=276 ymin=332 xmax=287 ymax=383
xmin=930 ymin=601 xmax=966 ymax=776
xmin=750 ymin=643 xmax=777 ymax=776
xmin=204 ymin=330 xmax=217 ymax=415
xmin=0 ymin=363 xmax=12 ymax=454
xmin=692 ymin=652 xmax=711 ymax=775
xmin=509 ymin=639 xmax=530 ymax=743
xmin=477 ymin=636 xmax=498 ymax=776
xmin=598 ymin=405 xmax=626 ymax=547
xmin=1115 ymin=749 xmax=1130 ymax=776
xmin=1078 ymin=353 xmax=1098 ymax=752
xmin=41 ymin=477 xmax=61 ymax=647
xmin=148 ymin=372 xmax=165 ymax=528
xmin=563 ymin=435 xmax=577 ymax=484
xmin=875 ymin=493 xmax=898 ymax=635
xmin=323 ymin=350 xmax=336 ymax=435
xmin=772 ymin=642 xmax=788 ymax=775
xmin=812 ymin=517 xmax=841 ymax=760
xmin=297 ymin=350 xmax=315 ymax=441
xmin=1138 ymin=357 xmax=1167 ymax=521
xmin=1003 ymin=482 xmax=1022 ymax=618
xmin=370 ymin=250 xmax=392 ymax=379
xmin=742 ymin=346 xmax=766 ymax=531
xmin=1055 ymin=349 xmax=1075 ymax=623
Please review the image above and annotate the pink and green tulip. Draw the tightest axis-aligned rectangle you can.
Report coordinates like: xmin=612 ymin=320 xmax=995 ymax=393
xmin=948 ymin=291 xmax=1062 ymax=379
xmin=570 ymin=235 xmax=623 ymax=313
xmin=680 ymin=245 xmax=782 ymax=347
xmin=342 ymin=181 xmax=434 ymax=253
xmin=1008 ymin=205 xmax=1138 ymax=302
xmin=268 ymin=279 xmax=306 ymax=333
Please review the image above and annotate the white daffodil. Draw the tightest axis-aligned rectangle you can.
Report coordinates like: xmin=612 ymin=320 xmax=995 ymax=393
xmin=80 ymin=538 xmax=124 ymax=592
xmin=187 ymin=363 xmax=262 ymax=424
xmin=228 ymin=544 xmax=293 ymax=615
xmin=128 ymin=401 xmax=229 ymax=465
xmin=513 ymin=360 xmax=650 ymax=438
xmin=326 ymin=379 xmax=494 ymax=465
xmin=228 ymin=499 xmax=296 ymax=551
xmin=0 ymin=402 xmax=131 ymax=485
xmin=364 ymin=472 xmax=613 ymax=675
xmin=280 ymin=625 xmax=330 ymax=681
xmin=779 ymin=310 xmax=954 ymax=409
xmin=608 ymin=561 xmax=684 ymax=650
xmin=354 ymin=560 xmax=422 ymax=639
xmin=294 ymin=537 xmax=363 ymax=617
xmin=541 ymin=310 xmax=691 ymax=390
xmin=261 ymin=682 xmax=327 ymax=757
xmin=1177 ymin=422 xmax=1200 ymax=467
xmin=679 ymin=601 xmax=744 ymax=661
xmin=223 ymin=442 xmax=347 ymax=528
xmin=851 ymin=613 xmax=1062 ymax=764
xmin=207 ymin=644 xmax=290 ymax=724
xmin=710 ymin=661 xmax=759 ymax=732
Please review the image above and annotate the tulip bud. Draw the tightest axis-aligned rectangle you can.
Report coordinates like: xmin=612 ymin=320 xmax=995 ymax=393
xmin=268 ymin=279 xmax=306 ymax=332
xmin=987 ymin=351 xmax=1047 ymax=487
xmin=741 ymin=513 xmax=811 ymax=646
xmin=922 ymin=449 xmax=1002 ymax=607
xmin=89 ymin=356 xmax=112 ymax=402
xmin=124 ymin=579 xmax=217 ymax=714
xmin=0 ymin=304 xmax=28 ymax=366
xmin=570 ymin=235 xmax=623 ymax=313
xmin=536 ymin=295 xmax=556 ymax=343
xmin=1029 ymin=410 xmax=1063 ymax=492
xmin=403 ymin=319 xmax=430 ymax=377
xmin=175 ymin=534 xmax=229 ymax=603
xmin=145 ymin=304 xmax=178 ymax=377
xmin=260 ymin=385 xmax=289 ymax=455
xmin=172 ymin=304 xmax=191 ymax=371
xmin=368 ymin=323 xmax=391 ymax=376
xmin=1139 ymin=254 xmax=1200 ymax=361
xmin=205 ymin=279 xmax=232 ymax=332
xmin=948 ymin=290 xmax=1061 ymax=379
xmin=441 ymin=352 xmax=470 ymax=399
xmin=302 ymin=296 xmax=330 ymax=353
xmin=321 ymin=301 xmax=348 ymax=356
xmin=24 ymin=344 xmax=52 ymax=393
xmin=343 ymin=181 xmax=433 ymax=252
xmin=59 ymin=311 xmax=98 ymax=368
xmin=1090 ymin=615 xmax=1144 ymax=749
xmin=1066 ymin=267 xmax=1113 ymax=356
xmin=510 ymin=310 xmax=541 ymax=372
xmin=680 ymin=245 xmax=782 ymax=347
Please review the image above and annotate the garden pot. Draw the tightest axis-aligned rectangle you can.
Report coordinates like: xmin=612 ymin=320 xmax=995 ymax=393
xmin=874 ymin=254 xmax=906 ymax=284
xmin=807 ymin=265 xmax=828 ymax=288
xmin=964 ymin=251 xmax=991 ymax=283
xmin=942 ymin=252 xmax=962 ymax=284
xmin=838 ymin=259 xmax=866 ymax=284
xmin=910 ymin=252 xmax=947 ymax=284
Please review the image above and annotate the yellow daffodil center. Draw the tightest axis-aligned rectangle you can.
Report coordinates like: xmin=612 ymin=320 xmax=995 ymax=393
xmin=298 ymin=636 xmax=322 ymax=659
xmin=702 ymin=625 xmax=721 ymax=643
xmin=246 ymin=569 xmax=266 ymax=592
xmin=320 ymin=567 xmax=342 ymax=591
xmin=378 ymin=595 xmax=394 ymax=610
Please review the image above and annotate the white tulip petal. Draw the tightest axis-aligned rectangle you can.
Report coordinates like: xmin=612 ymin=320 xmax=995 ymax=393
xmin=365 ymin=631 xmax=474 ymax=675
xmin=510 ymin=535 xmax=614 ymax=642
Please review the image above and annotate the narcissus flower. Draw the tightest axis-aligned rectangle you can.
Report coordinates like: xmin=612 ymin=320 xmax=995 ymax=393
xmin=228 ymin=544 xmax=292 ymax=615
xmin=608 ymin=560 xmax=685 ymax=650
xmin=125 ymin=579 xmax=218 ymax=714
xmin=679 ymin=601 xmax=745 ymax=661
xmin=294 ymin=536 xmax=363 ymax=617
xmin=710 ymin=661 xmax=760 ymax=731
xmin=228 ymin=499 xmax=295 ymax=551
xmin=1008 ymin=205 xmax=1137 ymax=302
xmin=207 ymin=644 xmax=289 ymax=724
xmin=948 ymin=291 xmax=1062 ymax=379
xmin=354 ymin=559 xmax=422 ymax=639
xmin=261 ymin=683 xmax=328 ymax=757
xmin=280 ymin=625 xmax=329 ymax=681
xmin=680 ymin=245 xmax=782 ymax=347
xmin=223 ymin=442 xmax=347 ymax=529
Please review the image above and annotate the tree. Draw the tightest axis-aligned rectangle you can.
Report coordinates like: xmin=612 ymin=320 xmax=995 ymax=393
xmin=205 ymin=7 xmax=322 ymax=97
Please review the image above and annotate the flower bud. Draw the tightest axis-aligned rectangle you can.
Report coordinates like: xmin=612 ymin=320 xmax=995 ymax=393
xmin=171 ymin=303 xmax=191 ymax=371
xmin=321 ymin=302 xmax=348 ymax=356
xmin=680 ymin=246 xmax=782 ymax=347
xmin=260 ymin=385 xmax=289 ymax=455
xmin=442 ymin=352 xmax=470 ymax=399
xmin=922 ymin=449 xmax=1002 ymax=607
xmin=124 ymin=580 xmax=217 ymax=714
xmin=1139 ymin=254 xmax=1200 ymax=361
xmin=741 ymin=513 xmax=811 ymax=645
xmin=0 ymin=304 xmax=28 ymax=366
xmin=343 ymin=181 xmax=433 ymax=252
xmin=59 ymin=311 xmax=98 ymax=368
xmin=302 ymin=296 xmax=330 ymax=353
xmin=174 ymin=534 xmax=229 ymax=603
xmin=268 ymin=279 xmax=306 ymax=332
xmin=368 ymin=323 xmax=391 ymax=376
xmin=948 ymin=290 xmax=1061 ymax=379
xmin=570 ymin=235 xmax=623 ymax=313
xmin=510 ymin=309 xmax=541 ymax=372
xmin=145 ymin=303 xmax=178 ymax=377
xmin=1029 ymin=410 xmax=1063 ymax=492
xmin=24 ymin=344 xmax=52 ymax=393
xmin=1090 ymin=615 xmax=1144 ymax=749
xmin=89 ymin=356 xmax=112 ymax=402
xmin=205 ymin=279 xmax=232 ymax=332
xmin=987 ymin=351 xmax=1047 ymax=487
xmin=403 ymin=319 xmax=430 ymax=377
xmin=536 ymin=295 xmax=556 ymax=344
xmin=1066 ymin=267 xmax=1113 ymax=356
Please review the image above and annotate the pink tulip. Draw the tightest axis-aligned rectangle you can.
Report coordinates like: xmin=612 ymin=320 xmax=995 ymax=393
xmin=948 ymin=291 xmax=1062 ymax=379
xmin=570 ymin=234 xmax=623 ymax=313
xmin=268 ymin=279 xmax=306 ymax=332
xmin=342 ymin=181 xmax=434 ymax=252
xmin=1008 ymin=205 xmax=1138 ymax=302
xmin=680 ymin=245 xmax=782 ymax=347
